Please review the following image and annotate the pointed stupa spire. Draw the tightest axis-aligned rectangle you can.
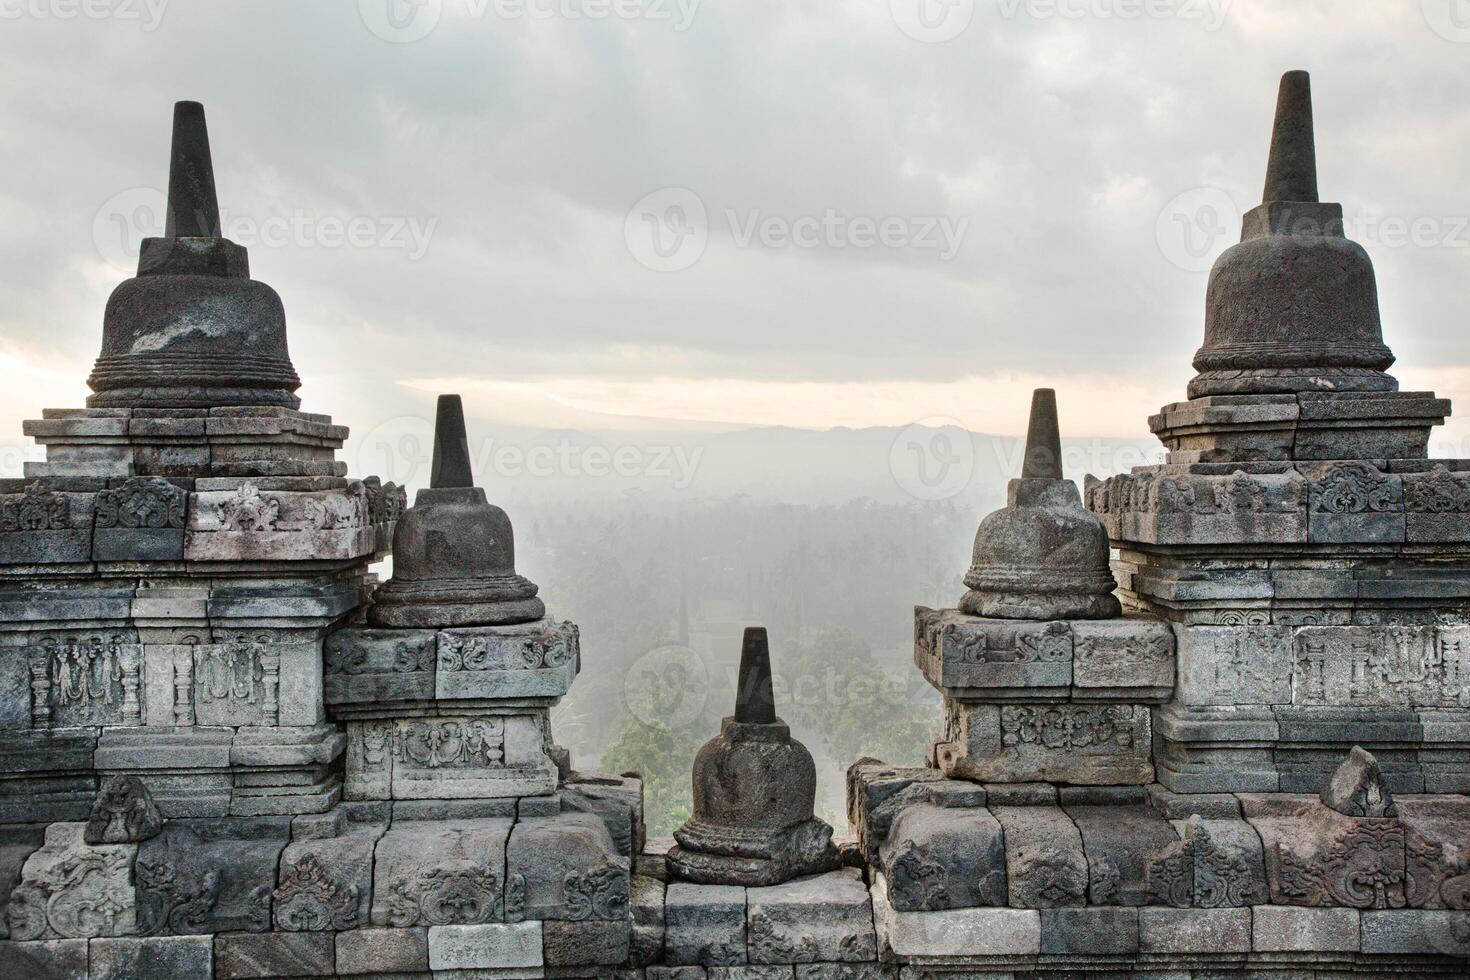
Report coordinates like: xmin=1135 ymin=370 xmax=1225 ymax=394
xmin=734 ymin=627 xmax=776 ymax=724
xmin=1020 ymin=388 xmax=1063 ymax=480
xmin=1262 ymin=70 xmax=1319 ymax=204
xmin=164 ymin=101 xmax=222 ymax=238
xmin=430 ymin=394 xmax=474 ymax=489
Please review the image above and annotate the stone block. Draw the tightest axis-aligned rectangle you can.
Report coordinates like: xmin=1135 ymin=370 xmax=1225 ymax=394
xmin=1038 ymin=905 xmax=1139 ymax=954
xmin=291 ymin=808 xmax=346 ymax=841
xmin=1070 ymin=616 xmax=1174 ymax=700
xmin=91 ymin=477 xmax=187 ymax=561
xmin=1360 ymin=909 xmax=1470 ymax=955
xmin=347 ymin=713 xmax=557 ymax=802
xmin=709 ymin=969 xmax=794 ymax=980
xmin=370 ymin=818 xmax=511 ymax=928
xmin=746 ymin=868 xmax=875 ymax=963
xmin=389 ymin=798 xmax=517 ymax=821
xmin=913 ymin=608 xmax=1070 ymax=699
xmin=505 ymin=812 xmax=629 ymax=922
xmin=936 ymin=701 xmax=1153 ymax=785
xmin=666 ymin=882 xmax=747 ymax=966
xmin=215 ymin=930 xmax=334 ymax=978
xmin=6 ymin=823 xmax=136 ymax=941
xmin=1175 ymin=624 xmax=1293 ymax=706
xmin=1251 ymin=905 xmax=1358 ymax=951
xmin=1138 ymin=906 xmax=1252 ymax=953
xmin=0 ymin=826 xmax=44 ymax=939
xmin=134 ymin=816 xmax=290 ymax=935
xmin=334 ymin=926 xmax=428 ymax=975
xmin=184 ymin=484 xmax=374 ymax=562
xmin=427 ymin=921 xmax=543 ymax=970
xmin=0 ymin=487 xmax=95 ymax=564
xmin=981 ymin=782 xmax=1056 ymax=806
xmin=561 ymin=771 xmax=647 ymax=859
xmin=88 ymin=935 xmax=212 ymax=979
xmin=630 ymin=874 xmax=667 ymax=967
xmin=870 ymin=874 xmax=1039 ymax=957
xmin=0 ymin=937 xmax=88 ymax=979
xmin=992 ymin=805 xmax=1087 ymax=908
xmin=795 ymin=966 xmax=895 ymax=980
xmin=844 ymin=762 xmax=942 ymax=864
xmin=879 ymin=804 xmax=1005 ymax=911
xmin=435 ymin=619 xmax=580 ymax=701
xmin=1145 ymin=816 xmax=1267 ymax=908
xmin=543 ymin=916 xmax=632 ymax=966
xmin=1064 ymin=804 xmax=1180 ymax=906
xmin=1146 ymin=785 xmax=1242 ymax=819
xmin=1296 ymin=625 xmax=1468 ymax=708
xmin=322 ymin=627 xmax=436 ymax=705
xmin=1304 ymin=462 xmax=1404 ymax=543
xmin=273 ymin=822 xmax=381 ymax=931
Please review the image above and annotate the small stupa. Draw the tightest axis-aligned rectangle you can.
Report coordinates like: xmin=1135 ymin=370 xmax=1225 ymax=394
xmin=960 ymin=388 xmax=1119 ymax=620
xmin=368 ymin=394 xmax=545 ymax=627
xmin=668 ymin=627 xmax=840 ymax=886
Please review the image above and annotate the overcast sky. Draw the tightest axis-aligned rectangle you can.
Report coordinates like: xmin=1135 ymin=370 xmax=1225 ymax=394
xmin=2 ymin=0 xmax=1469 ymax=470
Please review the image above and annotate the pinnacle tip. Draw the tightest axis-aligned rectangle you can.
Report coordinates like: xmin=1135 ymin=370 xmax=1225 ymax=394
xmin=430 ymin=394 xmax=475 ymax=489
xmin=1021 ymin=387 xmax=1063 ymax=480
xmin=164 ymin=100 xmax=221 ymax=239
xmin=734 ymin=626 xmax=776 ymax=725
xmin=1262 ymin=70 xmax=1319 ymax=205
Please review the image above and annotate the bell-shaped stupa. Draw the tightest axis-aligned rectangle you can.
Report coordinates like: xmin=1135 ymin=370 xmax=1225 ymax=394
xmin=960 ymin=388 xmax=1119 ymax=620
xmin=87 ymin=101 xmax=301 ymax=408
xmin=368 ymin=394 xmax=545 ymax=627
xmin=668 ymin=627 xmax=840 ymax=886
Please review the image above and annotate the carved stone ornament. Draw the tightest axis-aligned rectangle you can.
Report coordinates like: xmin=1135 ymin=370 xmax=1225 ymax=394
xmin=84 ymin=775 xmax=164 ymax=845
xmin=272 ymin=854 xmax=361 ymax=931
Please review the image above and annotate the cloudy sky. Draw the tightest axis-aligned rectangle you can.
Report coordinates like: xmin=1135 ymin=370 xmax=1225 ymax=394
xmin=2 ymin=0 xmax=1469 ymax=474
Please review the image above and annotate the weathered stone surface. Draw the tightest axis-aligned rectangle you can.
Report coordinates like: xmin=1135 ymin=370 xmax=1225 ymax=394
xmin=370 ymin=818 xmax=510 ymax=928
xmin=134 ymin=817 xmax=290 ymax=935
xmin=1145 ymin=816 xmax=1267 ymax=908
xmin=0 ymin=826 xmax=44 ymax=939
xmin=992 ymin=805 xmax=1087 ymax=908
xmin=334 ymin=926 xmax=428 ymax=974
xmin=629 ymin=874 xmax=667 ymax=967
xmin=346 ymin=712 xmax=557 ymax=802
xmin=273 ymin=822 xmax=381 ymax=931
xmin=1175 ymin=624 xmax=1293 ymax=706
xmin=1070 ymin=616 xmax=1174 ymax=699
xmin=88 ymin=934 xmax=213 ymax=979
xmin=666 ymin=882 xmax=747 ymax=966
xmin=427 ymin=921 xmax=544 ymax=970
xmin=184 ymin=484 xmax=372 ymax=561
xmin=323 ymin=627 xmax=436 ymax=705
xmin=1252 ymin=904 xmax=1359 ymax=951
xmin=0 ymin=937 xmax=88 ymax=978
xmin=879 ymin=804 xmax=1005 ymax=911
xmin=215 ymin=930 xmax=333 ymax=978
xmin=1360 ymin=909 xmax=1470 ymax=955
xmin=543 ymin=916 xmax=632 ymax=966
xmin=92 ymin=477 xmax=187 ymax=561
xmin=914 ymin=607 xmax=1071 ymax=699
xmin=795 ymin=965 xmax=896 ymax=980
xmin=6 ymin=823 xmax=136 ymax=941
xmin=435 ymin=618 xmax=579 ymax=700
xmin=746 ymin=868 xmax=875 ymax=963
xmin=870 ymin=873 xmax=1040 ymax=957
xmin=708 ymin=969 xmax=794 ymax=980
xmin=1038 ymin=905 xmax=1140 ymax=954
xmin=561 ymin=770 xmax=646 ymax=859
xmin=506 ymin=811 xmax=629 ymax=922
xmin=83 ymin=775 xmax=162 ymax=845
xmin=936 ymin=701 xmax=1153 ymax=785
xmin=1089 ymin=467 xmax=1307 ymax=544
xmin=1138 ymin=906 xmax=1252 ymax=953
xmin=1321 ymin=745 xmax=1397 ymax=816
xmin=844 ymin=762 xmax=942 ymax=865
xmin=1064 ymin=804 xmax=1180 ymax=906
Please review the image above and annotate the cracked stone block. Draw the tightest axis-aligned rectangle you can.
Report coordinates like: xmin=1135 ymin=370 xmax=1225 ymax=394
xmin=879 ymin=803 xmax=1006 ymax=911
xmin=1040 ymin=905 xmax=1140 ymax=954
xmin=1360 ymin=909 xmax=1470 ymax=955
xmin=746 ymin=868 xmax=875 ymax=964
xmin=1070 ymin=616 xmax=1175 ymax=700
xmin=6 ymin=823 xmax=136 ymax=941
xmin=134 ymin=816 xmax=290 ymax=935
xmin=506 ymin=811 xmax=630 ymax=922
xmin=562 ymin=770 xmax=646 ymax=859
xmin=1064 ymin=804 xmax=1180 ymax=906
xmin=936 ymin=701 xmax=1153 ymax=785
xmin=992 ymin=805 xmax=1087 ymax=908
xmin=1253 ymin=905 xmax=1360 ymax=951
xmin=666 ymin=882 xmax=747 ymax=966
xmin=845 ymin=762 xmax=942 ymax=865
xmin=544 ymin=916 xmax=632 ymax=966
xmin=630 ymin=874 xmax=667 ymax=967
xmin=370 ymin=818 xmax=511 ymax=928
xmin=273 ymin=822 xmax=382 ymax=931
xmin=89 ymin=935 xmax=212 ymax=979
xmin=1138 ymin=906 xmax=1252 ymax=953
xmin=0 ymin=937 xmax=88 ymax=978
xmin=1145 ymin=816 xmax=1267 ymax=908
xmin=216 ymin=930 xmax=334 ymax=978
xmin=334 ymin=926 xmax=428 ymax=974
xmin=871 ymin=873 xmax=1039 ymax=957
xmin=427 ymin=921 xmax=543 ymax=970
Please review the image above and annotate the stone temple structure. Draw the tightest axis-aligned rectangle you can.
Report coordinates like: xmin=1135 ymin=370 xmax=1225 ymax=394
xmin=2 ymin=72 xmax=1470 ymax=977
